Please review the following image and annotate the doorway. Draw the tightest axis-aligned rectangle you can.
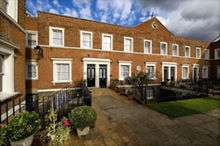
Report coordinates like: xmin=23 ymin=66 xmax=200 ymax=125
xmin=99 ymin=64 xmax=107 ymax=88
xmin=87 ymin=64 xmax=95 ymax=87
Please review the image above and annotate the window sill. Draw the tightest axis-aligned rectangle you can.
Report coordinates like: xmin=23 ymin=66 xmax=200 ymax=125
xmin=0 ymin=92 xmax=20 ymax=102
xmin=52 ymin=80 xmax=72 ymax=84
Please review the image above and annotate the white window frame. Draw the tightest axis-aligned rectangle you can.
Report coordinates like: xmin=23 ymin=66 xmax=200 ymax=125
xmin=80 ymin=30 xmax=93 ymax=49
xmin=119 ymin=61 xmax=132 ymax=80
xmin=162 ymin=62 xmax=177 ymax=81
xmin=102 ymin=33 xmax=113 ymax=51
xmin=160 ymin=42 xmax=168 ymax=55
xmin=26 ymin=30 xmax=38 ymax=48
xmin=124 ymin=37 xmax=133 ymax=53
xmin=144 ymin=39 xmax=152 ymax=54
xmin=172 ymin=44 xmax=179 ymax=56
xmin=202 ymin=65 xmax=208 ymax=79
xmin=196 ymin=47 xmax=201 ymax=59
xmin=182 ymin=64 xmax=189 ymax=80
xmin=184 ymin=46 xmax=191 ymax=57
xmin=145 ymin=62 xmax=156 ymax=80
xmin=49 ymin=26 xmax=65 ymax=47
xmin=204 ymin=49 xmax=209 ymax=60
xmin=215 ymin=49 xmax=220 ymax=60
xmin=52 ymin=58 xmax=72 ymax=84
xmin=26 ymin=61 xmax=38 ymax=80
xmin=6 ymin=0 xmax=18 ymax=22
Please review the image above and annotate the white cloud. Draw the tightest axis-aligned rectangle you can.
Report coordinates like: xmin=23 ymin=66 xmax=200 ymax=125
xmin=49 ymin=8 xmax=59 ymax=14
xmin=63 ymin=8 xmax=79 ymax=17
xmin=79 ymin=6 xmax=92 ymax=19
xmin=52 ymin=0 xmax=61 ymax=7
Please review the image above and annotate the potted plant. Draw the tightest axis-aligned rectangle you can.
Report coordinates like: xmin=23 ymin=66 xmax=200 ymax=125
xmin=6 ymin=112 xmax=41 ymax=146
xmin=68 ymin=106 xmax=97 ymax=136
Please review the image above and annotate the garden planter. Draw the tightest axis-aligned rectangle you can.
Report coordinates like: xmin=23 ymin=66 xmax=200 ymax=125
xmin=76 ymin=127 xmax=90 ymax=136
xmin=10 ymin=133 xmax=34 ymax=146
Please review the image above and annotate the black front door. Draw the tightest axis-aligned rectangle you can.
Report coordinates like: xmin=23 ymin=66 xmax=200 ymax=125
xmin=87 ymin=64 xmax=95 ymax=87
xmin=99 ymin=65 xmax=107 ymax=88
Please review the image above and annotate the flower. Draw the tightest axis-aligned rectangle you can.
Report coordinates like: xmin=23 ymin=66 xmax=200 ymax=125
xmin=63 ymin=119 xmax=71 ymax=128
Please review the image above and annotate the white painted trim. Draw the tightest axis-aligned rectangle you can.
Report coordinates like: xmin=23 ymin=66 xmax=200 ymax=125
xmin=172 ymin=44 xmax=179 ymax=56
xmin=119 ymin=61 xmax=132 ymax=80
xmin=39 ymin=45 xmax=205 ymax=60
xmin=124 ymin=37 xmax=133 ymax=53
xmin=0 ymin=10 xmax=25 ymax=33
xmin=144 ymin=39 xmax=152 ymax=54
xmin=26 ymin=30 xmax=38 ymax=48
xmin=162 ymin=62 xmax=177 ymax=81
xmin=102 ymin=33 xmax=113 ymax=51
xmin=160 ymin=42 xmax=168 ymax=55
xmin=118 ymin=60 xmax=133 ymax=64
xmin=196 ymin=47 xmax=201 ymax=59
xmin=184 ymin=46 xmax=191 ymax=57
xmin=26 ymin=61 xmax=38 ymax=80
xmin=182 ymin=64 xmax=189 ymax=80
xmin=52 ymin=59 xmax=72 ymax=84
xmin=49 ymin=26 xmax=65 ymax=47
xmin=51 ymin=58 xmax=73 ymax=61
xmin=83 ymin=58 xmax=111 ymax=87
xmin=145 ymin=62 xmax=157 ymax=80
xmin=6 ymin=0 xmax=18 ymax=22
xmin=80 ymin=30 xmax=93 ymax=49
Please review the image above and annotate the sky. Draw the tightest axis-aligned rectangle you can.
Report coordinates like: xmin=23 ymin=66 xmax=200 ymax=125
xmin=26 ymin=0 xmax=220 ymax=41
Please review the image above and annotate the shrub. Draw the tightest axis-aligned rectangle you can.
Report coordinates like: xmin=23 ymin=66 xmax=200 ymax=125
xmin=68 ymin=106 xmax=97 ymax=129
xmin=110 ymin=79 xmax=119 ymax=90
xmin=0 ymin=126 xmax=8 ymax=146
xmin=6 ymin=112 xmax=41 ymax=142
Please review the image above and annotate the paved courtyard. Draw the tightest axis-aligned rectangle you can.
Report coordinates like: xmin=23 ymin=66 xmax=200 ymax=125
xmin=65 ymin=88 xmax=220 ymax=146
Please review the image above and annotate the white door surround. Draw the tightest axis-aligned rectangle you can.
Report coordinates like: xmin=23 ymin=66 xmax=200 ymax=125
xmin=82 ymin=58 xmax=111 ymax=87
xmin=0 ymin=43 xmax=15 ymax=94
xmin=162 ymin=62 xmax=177 ymax=82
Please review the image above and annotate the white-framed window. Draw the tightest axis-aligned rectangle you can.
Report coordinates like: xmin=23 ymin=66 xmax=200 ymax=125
xmin=204 ymin=49 xmax=209 ymax=60
xmin=49 ymin=27 xmax=65 ymax=47
xmin=52 ymin=59 xmax=72 ymax=83
xmin=160 ymin=42 xmax=168 ymax=55
xmin=26 ymin=61 xmax=38 ymax=80
xmin=144 ymin=39 xmax=152 ymax=54
xmin=217 ymin=66 xmax=220 ymax=79
xmin=196 ymin=47 xmax=201 ymax=59
xmin=202 ymin=65 xmax=208 ymax=79
xmin=124 ymin=37 xmax=133 ymax=52
xmin=184 ymin=46 xmax=190 ymax=57
xmin=182 ymin=65 xmax=189 ymax=80
xmin=6 ymin=0 xmax=18 ymax=22
xmin=145 ymin=62 xmax=156 ymax=79
xmin=80 ymin=31 xmax=93 ymax=49
xmin=0 ymin=55 xmax=3 ymax=92
xmin=102 ymin=33 xmax=113 ymax=51
xmin=119 ymin=61 xmax=132 ymax=80
xmin=172 ymin=44 xmax=179 ymax=56
xmin=215 ymin=49 xmax=220 ymax=60
xmin=26 ymin=30 xmax=38 ymax=48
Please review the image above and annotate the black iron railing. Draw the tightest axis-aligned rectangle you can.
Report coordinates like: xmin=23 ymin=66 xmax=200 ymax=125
xmin=0 ymin=85 xmax=89 ymax=126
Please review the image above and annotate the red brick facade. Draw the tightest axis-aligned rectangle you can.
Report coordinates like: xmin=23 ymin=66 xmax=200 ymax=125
xmin=24 ymin=12 xmax=218 ymax=92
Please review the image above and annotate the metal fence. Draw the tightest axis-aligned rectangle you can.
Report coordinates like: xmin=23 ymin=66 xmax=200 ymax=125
xmin=0 ymin=86 xmax=86 ymax=126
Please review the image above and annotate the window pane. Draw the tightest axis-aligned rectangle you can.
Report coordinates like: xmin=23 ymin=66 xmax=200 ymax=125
xmin=56 ymin=63 xmax=70 ymax=81
xmin=121 ymin=65 xmax=130 ymax=80
xmin=83 ymin=33 xmax=91 ymax=48
xmin=172 ymin=45 xmax=177 ymax=56
xmin=160 ymin=43 xmax=167 ymax=55
xmin=183 ymin=67 xmax=188 ymax=79
xmin=27 ymin=63 xmax=37 ymax=79
xmin=27 ymin=33 xmax=37 ymax=47
xmin=147 ymin=66 xmax=155 ymax=78
xmin=124 ymin=39 xmax=132 ymax=52
xmin=53 ymin=29 xmax=63 ymax=46
xmin=103 ymin=36 xmax=111 ymax=50
xmin=144 ymin=41 xmax=151 ymax=53
xmin=185 ymin=47 xmax=190 ymax=57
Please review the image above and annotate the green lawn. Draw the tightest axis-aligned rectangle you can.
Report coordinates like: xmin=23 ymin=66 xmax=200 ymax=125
xmin=148 ymin=98 xmax=220 ymax=118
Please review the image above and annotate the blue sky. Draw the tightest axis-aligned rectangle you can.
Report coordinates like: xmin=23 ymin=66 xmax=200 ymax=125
xmin=26 ymin=0 xmax=220 ymax=41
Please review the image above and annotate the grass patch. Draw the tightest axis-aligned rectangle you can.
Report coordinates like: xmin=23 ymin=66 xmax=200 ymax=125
xmin=148 ymin=98 xmax=220 ymax=118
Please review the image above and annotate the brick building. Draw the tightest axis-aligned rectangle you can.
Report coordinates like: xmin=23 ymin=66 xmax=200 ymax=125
xmin=24 ymin=11 xmax=218 ymax=93
xmin=0 ymin=0 xmax=26 ymax=101
xmin=0 ymin=0 xmax=219 ymax=98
